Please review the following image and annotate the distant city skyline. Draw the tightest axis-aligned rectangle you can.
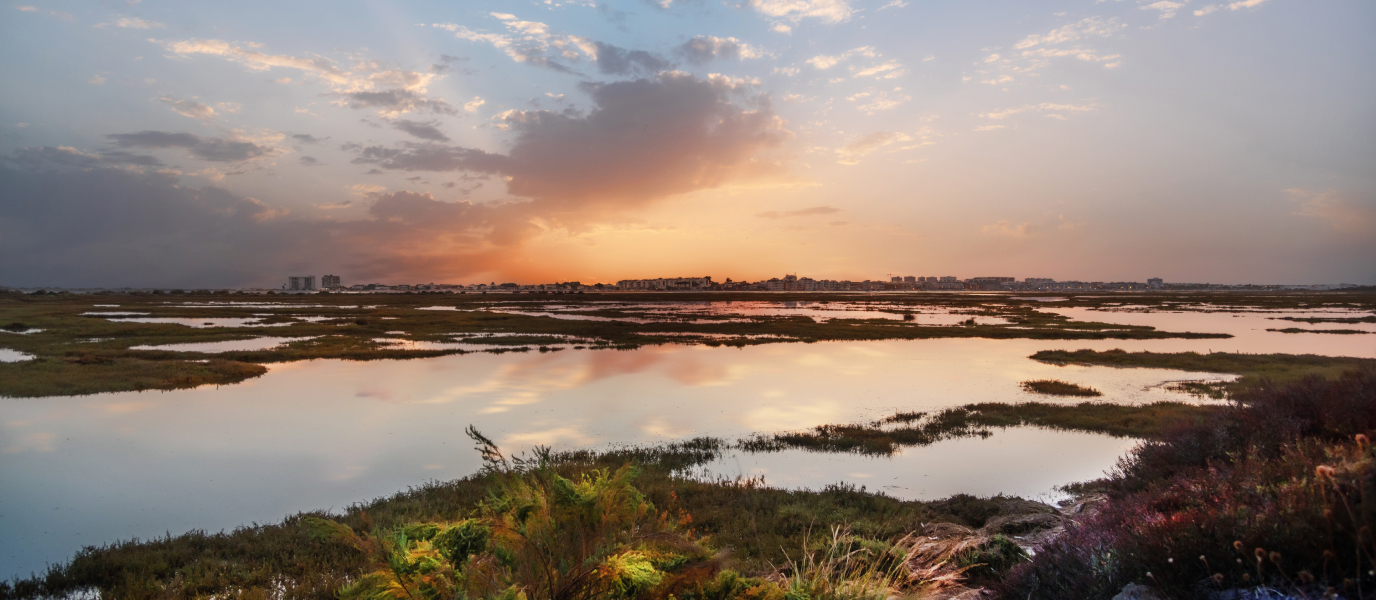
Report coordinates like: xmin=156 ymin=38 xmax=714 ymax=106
xmin=1 ymin=0 xmax=1373 ymax=288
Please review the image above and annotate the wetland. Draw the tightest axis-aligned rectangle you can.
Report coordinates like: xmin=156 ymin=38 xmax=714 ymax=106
xmin=1 ymin=289 xmax=1374 ymax=597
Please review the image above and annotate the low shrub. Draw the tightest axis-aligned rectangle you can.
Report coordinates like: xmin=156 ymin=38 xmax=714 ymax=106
xmin=997 ymin=369 xmax=1376 ymax=599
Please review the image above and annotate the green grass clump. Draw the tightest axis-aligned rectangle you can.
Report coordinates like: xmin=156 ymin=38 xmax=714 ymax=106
xmin=1019 ymin=379 xmax=1102 ymax=397
xmin=0 ymin=356 xmax=266 ymax=397
xmin=741 ymin=402 xmax=1220 ymax=455
xmin=1031 ymin=348 xmax=1376 ymax=396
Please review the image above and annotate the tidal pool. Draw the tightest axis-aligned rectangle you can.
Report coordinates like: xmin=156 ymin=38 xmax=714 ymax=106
xmin=1 ymin=335 xmax=1238 ymax=578
xmin=128 ymin=336 xmax=316 ymax=353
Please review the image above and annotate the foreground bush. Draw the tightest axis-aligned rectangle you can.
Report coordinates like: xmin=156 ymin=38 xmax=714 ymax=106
xmin=998 ymin=369 xmax=1376 ymax=599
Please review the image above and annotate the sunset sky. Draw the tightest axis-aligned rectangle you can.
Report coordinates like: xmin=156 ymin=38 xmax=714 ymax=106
xmin=1 ymin=0 xmax=1372 ymax=288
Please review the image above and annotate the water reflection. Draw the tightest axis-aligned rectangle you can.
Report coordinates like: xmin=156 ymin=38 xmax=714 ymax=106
xmin=129 ymin=337 xmax=316 ymax=353
xmin=1049 ymin=308 xmax=1376 ymax=358
xmin=697 ymin=428 xmax=1138 ymax=503
xmin=1 ymin=337 xmax=1230 ymax=577
xmin=0 ymin=348 xmax=36 ymax=362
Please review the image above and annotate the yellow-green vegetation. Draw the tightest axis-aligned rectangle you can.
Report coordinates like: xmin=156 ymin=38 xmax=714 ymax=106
xmin=1019 ymin=379 xmax=1102 ymax=397
xmin=3 ymin=433 xmax=1034 ymax=600
xmin=1030 ymin=348 xmax=1376 ymax=396
xmin=14 ymin=289 xmax=1371 ymax=398
xmin=741 ymin=401 xmax=1220 ymax=455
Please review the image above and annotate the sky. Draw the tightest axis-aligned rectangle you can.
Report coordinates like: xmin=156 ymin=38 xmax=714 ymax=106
xmin=1 ymin=0 xmax=1373 ymax=288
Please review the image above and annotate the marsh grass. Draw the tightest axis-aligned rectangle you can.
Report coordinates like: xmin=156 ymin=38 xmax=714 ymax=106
xmin=1019 ymin=379 xmax=1103 ymax=397
xmin=2 ymin=433 xmax=979 ymax=600
xmin=740 ymin=402 xmax=1220 ymax=455
xmin=0 ymin=290 xmax=1258 ymax=397
xmin=1265 ymin=327 xmax=1372 ymax=335
xmin=1031 ymin=348 xmax=1376 ymax=396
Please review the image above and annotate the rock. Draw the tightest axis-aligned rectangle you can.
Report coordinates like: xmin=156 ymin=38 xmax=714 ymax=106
xmin=1113 ymin=583 xmax=1165 ymax=600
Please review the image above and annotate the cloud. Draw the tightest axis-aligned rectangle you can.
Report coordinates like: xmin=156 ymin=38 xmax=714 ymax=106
xmin=390 ymin=119 xmax=450 ymax=142
xmin=88 ymin=75 xmax=106 ymax=85
xmin=1014 ymin=17 xmax=1124 ymax=50
xmin=165 ymin=39 xmax=351 ymax=84
xmin=1140 ymin=1 xmax=1185 ymax=19
xmin=676 ymin=36 xmax=763 ymax=64
xmin=847 ymin=90 xmax=911 ymax=114
xmin=164 ymin=39 xmax=450 ymax=117
xmin=979 ymin=102 xmax=1096 ymax=120
xmin=3 ymin=146 xmax=163 ymax=170
xmin=433 ymin=14 xmax=597 ymax=73
xmin=1286 ymin=188 xmax=1374 ymax=234
xmin=0 ymin=165 xmax=538 ymax=287
xmin=106 ymin=131 xmax=276 ymax=162
xmin=1196 ymin=0 xmax=1267 ymax=15
xmin=593 ymin=41 xmax=671 ymax=75
xmin=351 ymin=72 xmax=791 ymax=211
xmin=876 ymin=0 xmax=906 ymax=10
xmin=336 ymin=90 xmax=454 ymax=117
xmin=159 ymin=97 xmax=216 ymax=120
xmin=981 ymin=220 xmax=1031 ymax=237
xmin=805 ymin=46 xmax=877 ymax=70
xmin=755 ymin=206 xmax=840 ymax=219
xmin=834 ymin=131 xmax=911 ymax=164
xmin=292 ymin=133 xmax=324 ymax=144
xmin=105 ymin=16 xmax=164 ymax=29
xmin=464 ymin=97 xmax=486 ymax=112
xmin=973 ymin=124 xmax=1005 ymax=131
xmin=851 ymin=60 xmax=904 ymax=79
xmin=746 ymin=0 xmax=854 ymax=23
xmin=299 ymin=156 xmax=321 ymax=166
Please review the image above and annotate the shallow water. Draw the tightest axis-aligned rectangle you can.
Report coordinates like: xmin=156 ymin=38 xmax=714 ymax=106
xmin=129 ymin=337 xmax=315 ymax=353
xmin=0 ymin=348 xmax=36 ymax=362
xmin=0 ymin=307 xmax=1368 ymax=578
xmin=1048 ymin=308 xmax=1376 ymax=357
xmin=104 ymin=317 xmax=283 ymax=328
xmin=2 ymin=337 xmax=1228 ymax=577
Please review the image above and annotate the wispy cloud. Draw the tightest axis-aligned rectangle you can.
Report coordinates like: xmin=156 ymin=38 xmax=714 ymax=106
xmin=755 ymin=206 xmax=841 ymax=218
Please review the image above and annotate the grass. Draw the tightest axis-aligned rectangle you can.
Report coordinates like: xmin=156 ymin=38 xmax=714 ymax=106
xmin=1030 ymin=348 xmax=1376 ymax=395
xmin=739 ymin=401 xmax=1221 ymax=455
xmin=1020 ymin=379 xmax=1102 ymax=397
xmin=0 ymin=435 xmax=996 ymax=600
xmin=0 ymin=288 xmax=1302 ymax=397
xmin=0 ymin=356 xmax=266 ymax=396
xmin=1265 ymin=327 xmax=1372 ymax=334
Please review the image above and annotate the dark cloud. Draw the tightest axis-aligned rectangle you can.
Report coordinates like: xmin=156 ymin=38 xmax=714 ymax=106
xmin=106 ymin=131 xmax=274 ymax=162
xmin=756 ymin=206 xmax=841 ymax=219
xmin=350 ymin=72 xmax=788 ymax=212
xmin=430 ymin=54 xmax=472 ymax=74
xmin=391 ymin=119 xmax=451 ymax=142
xmin=676 ymin=36 xmax=743 ymax=65
xmin=2 ymin=146 xmax=163 ymax=170
xmin=292 ymin=133 xmax=325 ymax=144
xmin=594 ymin=42 xmax=671 ymax=75
xmin=351 ymin=143 xmax=511 ymax=173
xmin=338 ymin=90 xmax=457 ymax=115
xmin=595 ymin=2 xmax=631 ymax=25
xmin=0 ymin=166 xmax=524 ymax=287
xmin=299 ymin=156 xmax=321 ymax=166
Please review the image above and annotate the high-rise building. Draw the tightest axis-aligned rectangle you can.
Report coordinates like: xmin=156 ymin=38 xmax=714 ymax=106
xmin=903 ymin=276 xmax=916 ymax=283
xmin=1148 ymin=278 xmax=1164 ymax=289
xmin=322 ymin=274 xmax=341 ymax=290
xmin=288 ymin=276 xmax=317 ymax=291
